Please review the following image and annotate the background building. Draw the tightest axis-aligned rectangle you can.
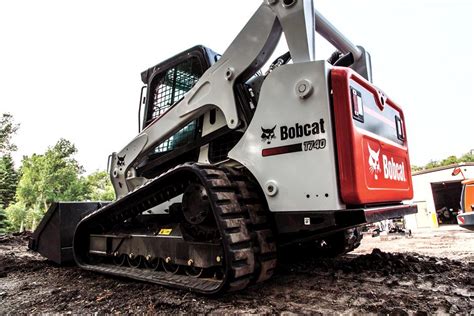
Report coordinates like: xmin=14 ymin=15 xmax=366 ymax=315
xmin=405 ymin=163 xmax=474 ymax=229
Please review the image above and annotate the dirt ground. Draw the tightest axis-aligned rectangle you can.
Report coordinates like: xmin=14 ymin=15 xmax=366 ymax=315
xmin=1 ymin=225 xmax=473 ymax=314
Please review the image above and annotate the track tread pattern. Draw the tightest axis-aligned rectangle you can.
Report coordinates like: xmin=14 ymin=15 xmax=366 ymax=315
xmin=223 ymin=167 xmax=277 ymax=284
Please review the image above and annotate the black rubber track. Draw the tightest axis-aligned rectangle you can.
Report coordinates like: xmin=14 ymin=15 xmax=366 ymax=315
xmin=223 ymin=167 xmax=277 ymax=284
xmin=73 ymin=163 xmax=276 ymax=294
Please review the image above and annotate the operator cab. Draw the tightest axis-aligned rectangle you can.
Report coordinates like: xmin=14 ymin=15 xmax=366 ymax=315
xmin=136 ymin=46 xmax=254 ymax=178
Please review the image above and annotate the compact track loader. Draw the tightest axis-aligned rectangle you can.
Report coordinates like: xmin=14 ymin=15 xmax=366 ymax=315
xmin=30 ymin=0 xmax=416 ymax=294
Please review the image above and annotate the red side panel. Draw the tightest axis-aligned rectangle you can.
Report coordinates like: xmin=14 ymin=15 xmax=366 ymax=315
xmin=331 ymin=67 xmax=413 ymax=205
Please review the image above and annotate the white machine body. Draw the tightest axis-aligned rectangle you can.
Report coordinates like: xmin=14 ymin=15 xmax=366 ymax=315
xmin=229 ymin=61 xmax=343 ymax=212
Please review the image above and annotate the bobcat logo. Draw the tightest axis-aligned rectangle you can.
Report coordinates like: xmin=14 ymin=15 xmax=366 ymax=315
xmin=261 ymin=125 xmax=277 ymax=144
xmin=117 ymin=154 xmax=126 ymax=166
xmin=368 ymin=144 xmax=381 ymax=179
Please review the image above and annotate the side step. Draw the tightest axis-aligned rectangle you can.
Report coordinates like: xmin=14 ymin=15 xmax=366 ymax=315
xmin=29 ymin=202 xmax=109 ymax=265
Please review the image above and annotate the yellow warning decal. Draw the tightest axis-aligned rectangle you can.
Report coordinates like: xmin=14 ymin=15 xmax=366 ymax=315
xmin=158 ymin=228 xmax=172 ymax=235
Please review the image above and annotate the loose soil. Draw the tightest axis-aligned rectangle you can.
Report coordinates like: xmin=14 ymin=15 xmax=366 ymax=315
xmin=1 ymin=226 xmax=473 ymax=314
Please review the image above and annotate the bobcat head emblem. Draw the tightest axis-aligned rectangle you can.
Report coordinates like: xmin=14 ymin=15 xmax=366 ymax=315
xmin=117 ymin=154 xmax=126 ymax=166
xmin=367 ymin=144 xmax=381 ymax=179
xmin=261 ymin=126 xmax=277 ymax=144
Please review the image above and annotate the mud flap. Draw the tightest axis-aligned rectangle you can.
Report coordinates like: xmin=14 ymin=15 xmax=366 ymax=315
xmin=28 ymin=202 xmax=109 ymax=265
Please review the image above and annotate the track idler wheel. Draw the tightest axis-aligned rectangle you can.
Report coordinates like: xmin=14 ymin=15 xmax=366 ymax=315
xmin=181 ymin=182 xmax=219 ymax=241
xmin=185 ymin=266 xmax=204 ymax=278
xmin=127 ymin=254 xmax=142 ymax=268
xmin=144 ymin=257 xmax=161 ymax=270
xmin=162 ymin=257 xmax=180 ymax=274
xmin=182 ymin=183 xmax=212 ymax=225
xmin=184 ymin=259 xmax=204 ymax=277
xmin=113 ymin=254 xmax=126 ymax=266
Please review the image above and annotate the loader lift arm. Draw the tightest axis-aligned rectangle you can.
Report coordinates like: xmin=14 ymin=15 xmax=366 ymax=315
xmin=109 ymin=0 xmax=372 ymax=198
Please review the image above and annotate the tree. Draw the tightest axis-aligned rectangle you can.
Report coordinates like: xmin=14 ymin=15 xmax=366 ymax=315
xmin=459 ymin=151 xmax=474 ymax=163
xmin=0 ymin=113 xmax=19 ymax=229
xmin=85 ymin=170 xmax=115 ymax=201
xmin=4 ymin=136 xmax=118 ymax=232
xmin=0 ymin=113 xmax=19 ymax=154
xmin=411 ymin=165 xmax=422 ymax=172
xmin=411 ymin=150 xmax=474 ymax=172
xmin=5 ymin=203 xmax=27 ymax=232
xmin=0 ymin=154 xmax=19 ymax=208
xmin=0 ymin=205 xmax=10 ymax=233
xmin=440 ymin=155 xmax=460 ymax=167
xmin=12 ymin=139 xmax=89 ymax=230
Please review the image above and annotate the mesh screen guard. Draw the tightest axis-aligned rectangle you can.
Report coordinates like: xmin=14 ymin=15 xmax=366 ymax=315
xmin=150 ymin=57 xmax=201 ymax=153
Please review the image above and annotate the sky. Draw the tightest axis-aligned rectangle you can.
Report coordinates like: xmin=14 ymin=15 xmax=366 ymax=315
xmin=1 ymin=0 xmax=473 ymax=173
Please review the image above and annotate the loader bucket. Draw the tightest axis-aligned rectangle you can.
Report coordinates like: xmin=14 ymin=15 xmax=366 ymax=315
xmin=28 ymin=202 xmax=109 ymax=265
